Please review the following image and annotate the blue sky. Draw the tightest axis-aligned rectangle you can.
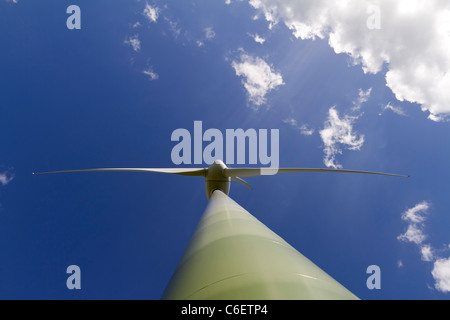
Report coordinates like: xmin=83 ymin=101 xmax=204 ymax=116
xmin=1 ymin=0 xmax=450 ymax=300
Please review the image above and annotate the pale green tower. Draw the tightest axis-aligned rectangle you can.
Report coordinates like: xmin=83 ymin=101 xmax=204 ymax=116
xmin=162 ymin=190 xmax=359 ymax=300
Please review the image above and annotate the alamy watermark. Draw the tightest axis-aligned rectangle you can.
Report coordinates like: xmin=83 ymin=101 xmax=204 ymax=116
xmin=66 ymin=5 xmax=81 ymax=30
xmin=65 ymin=4 xmax=380 ymax=31
xmin=66 ymin=265 xmax=81 ymax=290
xmin=366 ymin=265 xmax=381 ymax=290
xmin=171 ymin=121 xmax=279 ymax=169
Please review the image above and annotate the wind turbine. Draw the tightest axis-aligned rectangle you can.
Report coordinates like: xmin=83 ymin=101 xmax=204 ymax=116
xmin=34 ymin=160 xmax=409 ymax=300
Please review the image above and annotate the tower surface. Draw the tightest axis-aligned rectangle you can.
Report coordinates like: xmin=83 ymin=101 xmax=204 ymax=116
xmin=162 ymin=190 xmax=358 ymax=300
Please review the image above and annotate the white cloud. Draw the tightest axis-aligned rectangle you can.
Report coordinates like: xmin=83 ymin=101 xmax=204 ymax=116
xmin=352 ymin=88 xmax=372 ymax=111
xmin=379 ymin=102 xmax=407 ymax=117
xmin=143 ymin=3 xmax=159 ymax=23
xmin=299 ymin=124 xmax=314 ymax=136
xmin=397 ymin=201 xmax=450 ymax=293
xmin=197 ymin=27 xmax=216 ymax=47
xmin=249 ymin=0 xmax=450 ymax=121
xmin=398 ymin=201 xmax=430 ymax=245
xmin=164 ymin=17 xmax=181 ymax=39
xmin=398 ymin=224 xmax=427 ymax=245
xmin=0 ymin=171 xmax=14 ymax=186
xmin=283 ymin=118 xmax=297 ymax=127
xmin=142 ymin=67 xmax=159 ymax=81
xmin=319 ymin=97 xmax=366 ymax=169
xmin=231 ymin=50 xmax=284 ymax=107
xmin=204 ymin=27 xmax=216 ymax=40
xmin=283 ymin=118 xmax=315 ymax=136
xmin=124 ymin=35 xmax=141 ymax=52
xmin=248 ymin=33 xmax=266 ymax=44
xmin=421 ymin=245 xmax=434 ymax=262
xmin=432 ymin=258 xmax=450 ymax=293
xmin=401 ymin=201 xmax=430 ymax=224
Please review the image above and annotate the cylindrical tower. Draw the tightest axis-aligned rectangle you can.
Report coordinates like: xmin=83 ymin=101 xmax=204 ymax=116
xmin=162 ymin=190 xmax=358 ymax=300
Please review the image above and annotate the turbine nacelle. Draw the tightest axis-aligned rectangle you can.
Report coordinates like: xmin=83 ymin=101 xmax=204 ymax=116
xmin=205 ymin=160 xmax=230 ymax=199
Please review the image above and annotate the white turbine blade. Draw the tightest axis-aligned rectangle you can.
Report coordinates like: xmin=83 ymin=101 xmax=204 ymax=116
xmin=224 ymin=168 xmax=410 ymax=178
xmin=32 ymin=168 xmax=206 ymax=177
xmin=231 ymin=176 xmax=253 ymax=190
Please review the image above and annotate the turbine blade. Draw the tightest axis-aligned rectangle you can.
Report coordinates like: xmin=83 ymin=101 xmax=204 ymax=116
xmin=32 ymin=168 xmax=206 ymax=177
xmin=231 ymin=176 xmax=253 ymax=190
xmin=224 ymin=168 xmax=410 ymax=178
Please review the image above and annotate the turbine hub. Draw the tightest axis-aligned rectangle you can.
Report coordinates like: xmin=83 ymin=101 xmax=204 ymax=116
xmin=205 ymin=160 xmax=230 ymax=199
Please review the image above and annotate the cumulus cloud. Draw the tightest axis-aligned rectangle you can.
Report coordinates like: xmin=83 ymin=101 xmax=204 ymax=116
xmin=398 ymin=201 xmax=450 ymax=293
xmin=432 ymin=258 xmax=450 ymax=293
xmin=231 ymin=50 xmax=284 ymax=107
xmin=248 ymin=0 xmax=450 ymax=121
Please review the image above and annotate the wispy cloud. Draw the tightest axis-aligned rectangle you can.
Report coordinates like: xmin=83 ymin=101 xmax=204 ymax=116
xmin=299 ymin=124 xmax=314 ymax=136
xmin=0 ymin=170 xmax=14 ymax=186
xmin=283 ymin=118 xmax=297 ymax=127
xmin=397 ymin=201 xmax=430 ymax=249
xmin=124 ymin=34 xmax=141 ymax=52
xmin=379 ymin=102 xmax=407 ymax=117
xmin=400 ymin=201 xmax=430 ymax=224
xmin=204 ymin=27 xmax=216 ymax=40
xmin=398 ymin=201 xmax=450 ymax=293
xmin=283 ymin=118 xmax=314 ymax=136
xmin=249 ymin=0 xmax=450 ymax=121
xmin=319 ymin=106 xmax=365 ymax=169
xmin=197 ymin=27 xmax=216 ymax=47
xmin=164 ymin=17 xmax=181 ymax=39
xmin=143 ymin=3 xmax=159 ymax=23
xmin=352 ymin=88 xmax=372 ymax=111
xmin=142 ymin=67 xmax=159 ymax=81
xmin=248 ymin=33 xmax=266 ymax=44
xmin=319 ymin=88 xmax=371 ymax=168
xmin=231 ymin=49 xmax=284 ymax=108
